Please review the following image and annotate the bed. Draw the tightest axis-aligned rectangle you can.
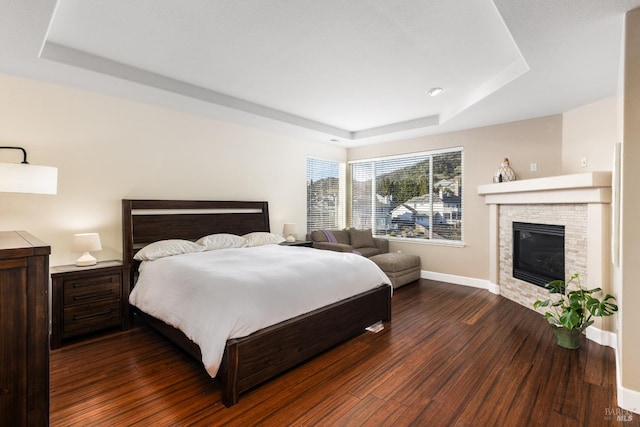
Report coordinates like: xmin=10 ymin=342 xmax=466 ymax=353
xmin=122 ymin=199 xmax=392 ymax=407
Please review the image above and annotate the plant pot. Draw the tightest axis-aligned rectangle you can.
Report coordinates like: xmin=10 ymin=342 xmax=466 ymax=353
xmin=551 ymin=325 xmax=584 ymax=349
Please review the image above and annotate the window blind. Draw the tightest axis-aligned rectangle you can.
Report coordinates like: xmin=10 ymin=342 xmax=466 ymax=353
xmin=349 ymin=148 xmax=463 ymax=242
xmin=307 ymin=158 xmax=341 ymax=231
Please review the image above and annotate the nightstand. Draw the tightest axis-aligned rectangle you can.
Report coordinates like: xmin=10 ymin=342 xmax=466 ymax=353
xmin=279 ymin=240 xmax=314 ymax=248
xmin=50 ymin=260 xmax=130 ymax=349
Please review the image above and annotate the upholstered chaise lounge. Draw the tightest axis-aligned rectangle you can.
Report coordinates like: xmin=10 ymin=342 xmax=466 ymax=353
xmin=307 ymin=228 xmax=388 ymax=258
xmin=307 ymin=228 xmax=421 ymax=288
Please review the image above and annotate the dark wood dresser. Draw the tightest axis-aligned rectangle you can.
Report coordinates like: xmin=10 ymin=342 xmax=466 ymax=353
xmin=0 ymin=231 xmax=50 ymax=426
xmin=50 ymin=260 xmax=130 ymax=349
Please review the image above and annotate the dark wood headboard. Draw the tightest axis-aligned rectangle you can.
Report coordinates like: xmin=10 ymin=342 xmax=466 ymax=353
xmin=122 ymin=199 xmax=270 ymax=283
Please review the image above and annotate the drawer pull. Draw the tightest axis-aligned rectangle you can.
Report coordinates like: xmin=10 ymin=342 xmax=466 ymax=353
xmin=73 ymin=309 xmax=113 ymax=321
xmin=72 ymin=278 xmax=114 ymax=287
xmin=72 ymin=291 xmax=113 ymax=301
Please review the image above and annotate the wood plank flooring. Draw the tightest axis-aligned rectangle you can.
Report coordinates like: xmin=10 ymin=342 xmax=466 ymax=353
xmin=50 ymin=279 xmax=638 ymax=426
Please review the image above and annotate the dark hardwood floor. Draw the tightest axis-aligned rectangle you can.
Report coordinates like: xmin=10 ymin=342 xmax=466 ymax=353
xmin=50 ymin=279 xmax=638 ymax=426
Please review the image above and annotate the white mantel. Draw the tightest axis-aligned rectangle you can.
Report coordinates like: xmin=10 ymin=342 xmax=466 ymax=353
xmin=478 ymin=171 xmax=612 ymax=205
xmin=477 ymin=173 xmax=613 ymax=337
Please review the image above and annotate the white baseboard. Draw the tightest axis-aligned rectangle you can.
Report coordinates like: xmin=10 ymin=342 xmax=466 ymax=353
xmin=420 ymin=270 xmax=500 ymax=294
xmin=618 ymin=386 xmax=640 ymax=416
xmin=585 ymin=326 xmax=617 ymax=349
xmin=616 ymin=338 xmax=640 ymax=415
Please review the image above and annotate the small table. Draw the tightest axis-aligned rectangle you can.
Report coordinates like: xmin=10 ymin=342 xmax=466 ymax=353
xmin=50 ymin=260 xmax=130 ymax=349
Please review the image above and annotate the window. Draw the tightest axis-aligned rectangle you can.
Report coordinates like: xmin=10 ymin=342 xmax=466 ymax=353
xmin=307 ymin=158 xmax=344 ymax=231
xmin=349 ymin=147 xmax=463 ymax=242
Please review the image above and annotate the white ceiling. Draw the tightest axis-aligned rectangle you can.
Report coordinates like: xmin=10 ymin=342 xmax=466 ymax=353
xmin=1 ymin=0 xmax=639 ymax=146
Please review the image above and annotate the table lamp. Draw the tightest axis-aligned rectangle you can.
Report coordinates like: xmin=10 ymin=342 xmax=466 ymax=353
xmin=283 ymin=223 xmax=296 ymax=242
xmin=72 ymin=233 xmax=102 ymax=266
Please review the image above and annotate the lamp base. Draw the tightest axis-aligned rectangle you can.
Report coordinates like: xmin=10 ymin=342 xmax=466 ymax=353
xmin=286 ymin=235 xmax=296 ymax=242
xmin=76 ymin=252 xmax=97 ymax=266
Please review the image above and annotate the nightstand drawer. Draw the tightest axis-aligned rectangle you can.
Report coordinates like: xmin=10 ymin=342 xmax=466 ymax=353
xmin=63 ymin=274 xmax=121 ymax=305
xmin=63 ymin=301 xmax=121 ymax=337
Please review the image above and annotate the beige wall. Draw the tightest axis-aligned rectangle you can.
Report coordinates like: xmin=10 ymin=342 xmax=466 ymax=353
xmin=348 ymin=115 xmax=564 ymax=280
xmin=620 ymin=6 xmax=640 ymax=402
xmin=562 ymin=97 xmax=620 ymax=173
xmin=2 ymin=71 xmax=616 ymax=281
xmin=0 ymin=73 xmax=346 ymax=266
xmin=560 ymin=97 xmax=619 ymax=293
xmin=0 ymin=71 xmax=620 ymax=284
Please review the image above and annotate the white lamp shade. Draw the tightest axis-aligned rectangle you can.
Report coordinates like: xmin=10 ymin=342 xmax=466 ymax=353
xmin=283 ymin=223 xmax=296 ymax=242
xmin=72 ymin=233 xmax=102 ymax=266
xmin=72 ymin=233 xmax=102 ymax=252
xmin=0 ymin=162 xmax=58 ymax=195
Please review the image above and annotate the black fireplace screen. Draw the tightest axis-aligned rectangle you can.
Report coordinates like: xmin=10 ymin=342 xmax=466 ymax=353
xmin=513 ymin=222 xmax=565 ymax=287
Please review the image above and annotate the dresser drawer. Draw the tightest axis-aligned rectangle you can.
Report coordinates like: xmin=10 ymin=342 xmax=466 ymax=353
xmin=63 ymin=301 xmax=121 ymax=337
xmin=63 ymin=274 xmax=121 ymax=305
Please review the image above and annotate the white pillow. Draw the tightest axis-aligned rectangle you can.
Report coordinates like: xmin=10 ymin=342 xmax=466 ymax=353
xmin=134 ymin=239 xmax=205 ymax=261
xmin=196 ymin=233 xmax=248 ymax=251
xmin=243 ymin=232 xmax=285 ymax=247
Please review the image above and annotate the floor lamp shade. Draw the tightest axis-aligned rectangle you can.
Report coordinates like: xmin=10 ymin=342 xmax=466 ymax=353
xmin=72 ymin=233 xmax=102 ymax=266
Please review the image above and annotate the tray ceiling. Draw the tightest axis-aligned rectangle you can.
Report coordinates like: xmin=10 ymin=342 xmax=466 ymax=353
xmin=1 ymin=0 xmax=639 ymax=145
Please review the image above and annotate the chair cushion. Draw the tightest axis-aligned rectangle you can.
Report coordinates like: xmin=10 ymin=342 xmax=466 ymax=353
xmin=332 ymin=229 xmax=351 ymax=245
xmin=356 ymin=246 xmax=383 ymax=258
xmin=349 ymin=228 xmax=375 ymax=249
xmin=312 ymin=242 xmax=354 ymax=253
xmin=370 ymin=253 xmax=421 ymax=288
xmin=310 ymin=229 xmax=351 ymax=245
xmin=370 ymin=253 xmax=421 ymax=273
xmin=310 ymin=230 xmax=330 ymax=242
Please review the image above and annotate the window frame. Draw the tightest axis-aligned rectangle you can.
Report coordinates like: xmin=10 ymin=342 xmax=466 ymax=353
xmin=348 ymin=147 xmax=464 ymax=246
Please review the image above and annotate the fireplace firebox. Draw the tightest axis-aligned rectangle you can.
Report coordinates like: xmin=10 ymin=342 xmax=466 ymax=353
xmin=513 ymin=222 xmax=565 ymax=287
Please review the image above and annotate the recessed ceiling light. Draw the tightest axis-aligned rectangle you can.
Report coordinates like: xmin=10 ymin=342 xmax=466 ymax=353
xmin=426 ymin=87 xmax=443 ymax=97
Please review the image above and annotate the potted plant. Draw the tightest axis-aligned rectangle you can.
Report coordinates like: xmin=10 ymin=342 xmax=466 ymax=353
xmin=533 ymin=273 xmax=618 ymax=349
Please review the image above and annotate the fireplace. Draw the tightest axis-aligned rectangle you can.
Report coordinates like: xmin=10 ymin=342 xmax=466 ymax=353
xmin=512 ymin=222 xmax=565 ymax=287
xmin=478 ymin=172 xmax=610 ymax=312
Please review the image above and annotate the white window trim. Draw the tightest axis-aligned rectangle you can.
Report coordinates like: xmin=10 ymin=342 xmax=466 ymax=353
xmin=348 ymin=147 xmax=464 ymax=245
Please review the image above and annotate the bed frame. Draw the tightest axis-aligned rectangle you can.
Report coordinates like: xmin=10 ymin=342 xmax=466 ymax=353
xmin=122 ymin=199 xmax=392 ymax=407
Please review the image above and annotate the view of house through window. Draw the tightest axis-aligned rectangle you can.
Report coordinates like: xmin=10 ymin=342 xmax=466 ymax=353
xmin=307 ymin=157 xmax=342 ymax=231
xmin=350 ymin=148 xmax=463 ymax=242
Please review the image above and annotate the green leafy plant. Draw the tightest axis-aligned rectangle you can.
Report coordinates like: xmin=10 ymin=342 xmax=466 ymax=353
xmin=533 ymin=273 xmax=618 ymax=330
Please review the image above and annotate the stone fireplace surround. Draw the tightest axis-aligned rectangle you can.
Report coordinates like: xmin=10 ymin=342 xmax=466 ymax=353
xmin=478 ymin=172 xmax=614 ymax=345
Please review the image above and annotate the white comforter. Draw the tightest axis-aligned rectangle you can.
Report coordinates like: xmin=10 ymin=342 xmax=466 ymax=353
xmin=129 ymin=244 xmax=391 ymax=377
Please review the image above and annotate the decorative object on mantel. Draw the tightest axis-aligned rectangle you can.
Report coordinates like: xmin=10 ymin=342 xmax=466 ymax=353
xmin=533 ymin=273 xmax=618 ymax=349
xmin=493 ymin=157 xmax=516 ymax=183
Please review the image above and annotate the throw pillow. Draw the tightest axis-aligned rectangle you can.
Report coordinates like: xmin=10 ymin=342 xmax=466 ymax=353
xmin=349 ymin=228 xmax=375 ymax=249
xmin=311 ymin=230 xmax=330 ymax=242
xmin=332 ymin=229 xmax=351 ymax=245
